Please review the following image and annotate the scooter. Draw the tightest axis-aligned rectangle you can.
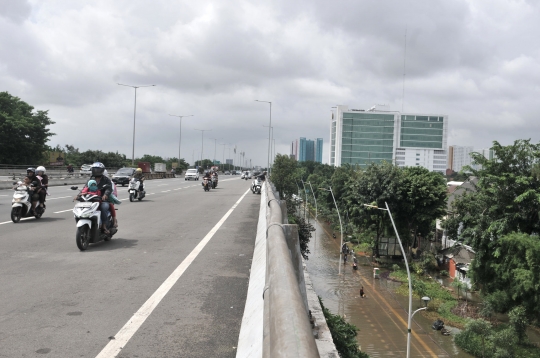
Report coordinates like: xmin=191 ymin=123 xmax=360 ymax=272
xmin=211 ymin=175 xmax=218 ymax=189
xmin=128 ymin=178 xmax=145 ymax=202
xmin=71 ymin=186 xmax=117 ymax=251
xmin=11 ymin=182 xmax=45 ymax=222
xmin=251 ymin=178 xmax=262 ymax=194
xmin=202 ymin=177 xmax=211 ymax=191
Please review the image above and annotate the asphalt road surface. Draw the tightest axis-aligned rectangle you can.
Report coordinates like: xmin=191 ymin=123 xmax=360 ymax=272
xmin=0 ymin=177 xmax=259 ymax=357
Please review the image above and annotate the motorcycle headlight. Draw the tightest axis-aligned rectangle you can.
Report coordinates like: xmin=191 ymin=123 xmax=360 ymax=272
xmin=13 ymin=198 xmax=21 ymax=202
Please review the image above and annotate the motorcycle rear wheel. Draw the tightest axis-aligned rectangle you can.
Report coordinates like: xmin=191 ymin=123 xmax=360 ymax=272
xmin=11 ymin=207 xmax=21 ymax=223
xmin=76 ymin=226 xmax=90 ymax=251
xmin=129 ymin=193 xmax=134 ymax=202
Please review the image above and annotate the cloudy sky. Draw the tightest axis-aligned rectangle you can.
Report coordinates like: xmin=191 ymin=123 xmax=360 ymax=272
xmin=2 ymin=0 xmax=540 ymax=166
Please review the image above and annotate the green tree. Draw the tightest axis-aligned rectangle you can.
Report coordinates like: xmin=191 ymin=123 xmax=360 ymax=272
xmin=396 ymin=166 xmax=447 ymax=247
xmin=270 ymin=154 xmax=298 ymax=198
xmin=467 ymin=318 xmax=492 ymax=358
xmin=445 ymin=140 xmax=540 ymax=313
xmin=344 ymin=162 xmax=401 ymax=257
xmin=451 ymin=279 xmax=465 ymax=301
xmin=508 ymin=305 xmax=529 ymax=343
xmin=0 ymin=92 xmax=55 ymax=164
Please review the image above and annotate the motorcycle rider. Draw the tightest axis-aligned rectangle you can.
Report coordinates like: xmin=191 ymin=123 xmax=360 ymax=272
xmin=26 ymin=168 xmax=41 ymax=214
xmin=35 ymin=166 xmax=49 ymax=210
xmin=77 ymin=162 xmax=113 ymax=233
xmin=202 ymin=171 xmax=211 ymax=189
xmin=131 ymin=168 xmax=145 ymax=192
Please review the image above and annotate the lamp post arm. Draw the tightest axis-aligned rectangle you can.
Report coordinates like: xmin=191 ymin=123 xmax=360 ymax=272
xmin=385 ymin=201 xmax=413 ymax=358
xmin=411 ymin=307 xmax=427 ymax=319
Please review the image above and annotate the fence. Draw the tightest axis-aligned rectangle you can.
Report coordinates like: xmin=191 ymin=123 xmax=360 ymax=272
xmin=264 ymin=181 xmax=319 ymax=357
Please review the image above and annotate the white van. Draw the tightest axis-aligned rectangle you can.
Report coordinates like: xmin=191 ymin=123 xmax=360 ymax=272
xmin=184 ymin=168 xmax=200 ymax=181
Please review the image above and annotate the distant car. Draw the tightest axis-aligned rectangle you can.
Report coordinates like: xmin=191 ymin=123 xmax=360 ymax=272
xmin=112 ymin=168 xmax=136 ymax=186
xmin=185 ymin=168 xmax=200 ymax=181
xmin=80 ymin=164 xmax=92 ymax=175
xmin=224 ymin=171 xmax=231 ymax=175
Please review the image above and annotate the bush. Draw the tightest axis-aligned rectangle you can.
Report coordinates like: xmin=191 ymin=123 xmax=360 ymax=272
xmin=319 ymin=297 xmax=369 ymax=358
xmin=439 ymin=270 xmax=449 ymax=277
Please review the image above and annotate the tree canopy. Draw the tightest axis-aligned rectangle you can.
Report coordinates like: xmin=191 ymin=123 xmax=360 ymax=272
xmin=445 ymin=140 xmax=540 ymax=318
xmin=0 ymin=92 xmax=55 ymax=165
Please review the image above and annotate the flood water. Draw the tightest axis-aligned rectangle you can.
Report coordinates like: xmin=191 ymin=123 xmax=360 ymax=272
xmin=305 ymin=216 xmax=475 ymax=357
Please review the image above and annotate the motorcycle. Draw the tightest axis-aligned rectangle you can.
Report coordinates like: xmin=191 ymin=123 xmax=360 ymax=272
xmin=251 ymin=178 xmax=262 ymax=194
xmin=71 ymin=186 xmax=117 ymax=251
xmin=128 ymin=178 xmax=145 ymax=202
xmin=202 ymin=177 xmax=211 ymax=191
xmin=11 ymin=182 xmax=45 ymax=222
xmin=432 ymin=319 xmax=445 ymax=331
xmin=211 ymin=175 xmax=218 ymax=189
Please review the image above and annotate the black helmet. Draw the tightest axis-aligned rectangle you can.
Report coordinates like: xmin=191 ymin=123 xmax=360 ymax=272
xmin=27 ymin=167 xmax=36 ymax=175
xmin=91 ymin=162 xmax=105 ymax=177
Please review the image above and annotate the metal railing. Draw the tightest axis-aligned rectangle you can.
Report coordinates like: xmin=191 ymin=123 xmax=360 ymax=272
xmin=264 ymin=181 xmax=319 ymax=357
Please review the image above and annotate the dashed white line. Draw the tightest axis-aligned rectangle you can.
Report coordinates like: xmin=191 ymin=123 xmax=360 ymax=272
xmin=161 ymin=190 xmax=171 ymax=192
xmin=54 ymin=209 xmax=73 ymax=214
xmin=47 ymin=196 xmax=73 ymax=200
xmin=0 ymin=217 xmax=35 ymax=225
xmin=95 ymin=188 xmax=251 ymax=358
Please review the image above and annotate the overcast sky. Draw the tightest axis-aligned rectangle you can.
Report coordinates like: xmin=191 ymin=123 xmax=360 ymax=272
xmin=2 ymin=0 xmax=540 ymax=167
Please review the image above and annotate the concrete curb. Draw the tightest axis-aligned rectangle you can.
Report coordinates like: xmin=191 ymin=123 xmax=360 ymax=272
xmin=236 ymin=185 xmax=267 ymax=358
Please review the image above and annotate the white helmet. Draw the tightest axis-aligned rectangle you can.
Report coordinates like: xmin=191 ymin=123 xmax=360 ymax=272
xmin=36 ymin=166 xmax=46 ymax=175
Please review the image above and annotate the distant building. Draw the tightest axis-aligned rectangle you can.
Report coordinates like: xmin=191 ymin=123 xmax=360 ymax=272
xmin=330 ymin=105 xmax=448 ymax=173
xmin=290 ymin=139 xmax=298 ymax=160
xmin=226 ymin=159 xmax=233 ymax=165
xmin=448 ymin=145 xmax=474 ymax=172
xmin=296 ymin=137 xmax=323 ymax=163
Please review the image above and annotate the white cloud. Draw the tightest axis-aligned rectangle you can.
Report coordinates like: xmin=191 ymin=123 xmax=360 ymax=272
xmin=1 ymin=0 xmax=540 ymax=166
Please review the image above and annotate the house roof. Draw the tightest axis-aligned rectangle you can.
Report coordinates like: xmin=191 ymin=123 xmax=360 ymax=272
xmin=447 ymin=176 xmax=478 ymax=212
xmin=440 ymin=243 xmax=475 ymax=265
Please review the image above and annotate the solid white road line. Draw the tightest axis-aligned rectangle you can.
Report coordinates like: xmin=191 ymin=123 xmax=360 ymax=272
xmin=54 ymin=209 xmax=73 ymax=214
xmin=95 ymin=188 xmax=251 ymax=358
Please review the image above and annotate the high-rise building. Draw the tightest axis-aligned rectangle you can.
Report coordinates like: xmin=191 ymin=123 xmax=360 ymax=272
xmin=290 ymin=139 xmax=298 ymax=160
xmin=448 ymin=145 xmax=474 ymax=172
xmin=297 ymin=137 xmax=323 ymax=163
xmin=330 ymin=105 xmax=448 ymax=173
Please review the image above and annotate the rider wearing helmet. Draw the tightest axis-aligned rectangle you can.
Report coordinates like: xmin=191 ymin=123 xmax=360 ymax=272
xmin=35 ymin=166 xmax=48 ymax=209
xmin=131 ymin=168 xmax=145 ymax=191
xmin=26 ymin=168 xmax=40 ymax=213
xmin=88 ymin=162 xmax=114 ymax=233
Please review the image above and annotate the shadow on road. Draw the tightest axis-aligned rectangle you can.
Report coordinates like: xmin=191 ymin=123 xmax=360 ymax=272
xmin=21 ymin=217 xmax=66 ymax=224
xmin=86 ymin=238 xmax=138 ymax=252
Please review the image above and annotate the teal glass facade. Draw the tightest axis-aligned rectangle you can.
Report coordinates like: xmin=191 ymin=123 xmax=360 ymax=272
xmin=400 ymin=115 xmax=444 ymax=149
xmin=340 ymin=112 xmax=395 ymax=167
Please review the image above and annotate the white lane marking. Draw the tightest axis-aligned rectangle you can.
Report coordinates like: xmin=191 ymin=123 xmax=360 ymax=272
xmin=156 ymin=184 xmax=169 ymax=186
xmin=95 ymin=188 xmax=251 ymax=358
xmin=54 ymin=209 xmax=73 ymax=214
xmin=161 ymin=190 xmax=171 ymax=192
xmin=46 ymin=196 xmax=73 ymax=200
xmin=0 ymin=217 xmax=35 ymax=225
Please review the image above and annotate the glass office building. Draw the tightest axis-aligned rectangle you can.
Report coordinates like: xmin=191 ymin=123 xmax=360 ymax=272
xmin=298 ymin=137 xmax=323 ymax=163
xmin=330 ymin=105 xmax=448 ymax=173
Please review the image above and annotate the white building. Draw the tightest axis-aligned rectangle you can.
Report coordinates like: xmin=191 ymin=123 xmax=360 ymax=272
xmin=448 ymin=145 xmax=474 ymax=172
xmin=330 ymin=105 xmax=448 ymax=173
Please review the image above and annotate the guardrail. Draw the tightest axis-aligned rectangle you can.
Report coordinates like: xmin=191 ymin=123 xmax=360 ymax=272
xmin=264 ymin=181 xmax=319 ymax=357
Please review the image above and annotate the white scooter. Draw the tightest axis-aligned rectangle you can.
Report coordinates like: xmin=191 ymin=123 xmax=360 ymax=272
xmin=251 ymin=178 xmax=262 ymax=194
xmin=71 ymin=186 xmax=117 ymax=251
xmin=11 ymin=182 xmax=45 ymax=222
xmin=128 ymin=178 xmax=145 ymax=202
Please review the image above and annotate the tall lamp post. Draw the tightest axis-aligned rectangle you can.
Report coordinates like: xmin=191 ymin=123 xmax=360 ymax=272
xmin=300 ymin=180 xmax=308 ymax=221
xmin=363 ymin=202 xmax=430 ymax=358
xmin=219 ymin=143 xmax=227 ymax=171
xmin=255 ymin=100 xmax=272 ymax=175
xmin=169 ymin=114 xmax=193 ymax=165
xmin=117 ymin=83 xmax=156 ymax=164
xmin=194 ymin=129 xmax=211 ymax=169
xmin=319 ymin=186 xmax=344 ymax=274
xmin=210 ymin=138 xmax=222 ymax=165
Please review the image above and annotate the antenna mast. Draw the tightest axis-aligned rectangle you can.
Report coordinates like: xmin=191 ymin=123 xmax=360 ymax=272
xmin=402 ymin=27 xmax=407 ymax=112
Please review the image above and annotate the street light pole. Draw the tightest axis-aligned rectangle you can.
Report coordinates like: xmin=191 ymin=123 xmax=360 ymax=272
xmin=169 ymin=114 xmax=193 ymax=165
xmin=320 ymin=186 xmax=344 ymax=274
xmin=118 ymin=83 xmax=156 ymax=165
xmin=194 ymin=129 xmax=211 ymax=169
xmin=210 ymin=138 xmax=222 ymax=165
xmin=255 ymin=100 xmax=272 ymax=175
xmin=219 ymin=143 xmax=226 ymax=171
xmin=300 ymin=180 xmax=308 ymax=221
xmin=363 ymin=201 xmax=418 ymax=358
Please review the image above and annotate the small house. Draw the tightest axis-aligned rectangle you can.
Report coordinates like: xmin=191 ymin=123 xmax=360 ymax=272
xmin=438 ymin=243 xmax=475 ymax=287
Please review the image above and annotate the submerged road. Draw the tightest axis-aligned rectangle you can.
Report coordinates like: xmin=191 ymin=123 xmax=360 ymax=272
xmin=0 ymin=177 xmax=259 ymax=357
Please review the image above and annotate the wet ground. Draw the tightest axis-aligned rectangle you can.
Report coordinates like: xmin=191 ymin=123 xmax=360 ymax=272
xmin=305 ymin=216 xmax=475 ymax=357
